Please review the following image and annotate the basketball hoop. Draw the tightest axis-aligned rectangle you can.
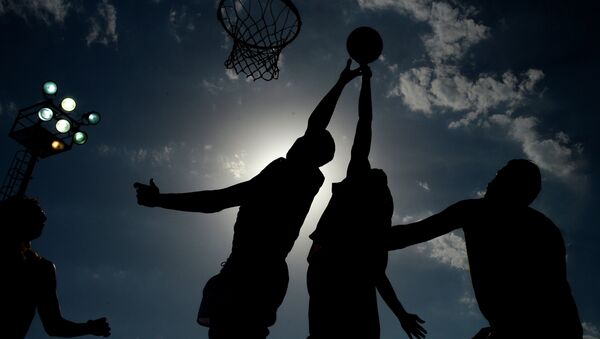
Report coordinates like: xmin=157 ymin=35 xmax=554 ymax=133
xmin=217 ymin=0 xmax=302 ymax=81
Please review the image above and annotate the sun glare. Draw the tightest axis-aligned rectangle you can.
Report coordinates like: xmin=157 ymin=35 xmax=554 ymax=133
xmin=187 ymin=101 xmax=360 ymax=256
xmin=231 ymin=113 xmax=352 ymax=252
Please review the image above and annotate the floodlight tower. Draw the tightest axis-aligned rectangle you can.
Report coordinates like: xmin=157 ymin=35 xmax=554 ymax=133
xmin=0 ymin=81 xmax=101 ymax=201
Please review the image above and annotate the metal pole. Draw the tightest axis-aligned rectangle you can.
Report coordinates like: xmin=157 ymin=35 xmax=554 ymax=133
xmin=15 ymin=150 xmax=38 ymax=198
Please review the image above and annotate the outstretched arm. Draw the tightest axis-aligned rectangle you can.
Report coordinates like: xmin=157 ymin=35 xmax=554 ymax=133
xmin=377 ymin=274 xmax=426 ymax=339
xmin=134 ymin=178 xmax=251 ymax=213
xmin=347 ymin=66 xmax=373 ymax=177
xmin=37 ymin=262 xmax=111 ymax=337
xmin=388 ymin=200 xmax=470 ymax=250
xmin=305 ymin=59 xmax=361 ymax=135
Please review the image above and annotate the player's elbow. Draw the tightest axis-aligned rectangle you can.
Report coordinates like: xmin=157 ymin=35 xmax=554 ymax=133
xmin=41 ymin=313 xmax=74 ymax=337
xmin=42 ymin=322 xmax=64 ymax=337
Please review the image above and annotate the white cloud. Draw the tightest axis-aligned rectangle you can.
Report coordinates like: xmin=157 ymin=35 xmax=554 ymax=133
xmin=583 ymin=322 xmax=600 ymax=339
xmin=221 ymin=152 xmax=247 ymax=179
xmin=98 ymin=142 xmax=242 ymax=182
xmin=417 ymin=180 xmax=430 ymax=191
xmin=168 ymin=5 xmax=197 ymax=43
xmin=0 ymin=0 xmax=71 ymax=24
xmin=458 ymin=291 xmax=477 ymax=314
xmin=98 ymin=143 xmax=174 ymax=167
xmin=358 ymin=0 xmax=488 ymax=63
xmin=391 ymin=65 xmax=544 ymax=124
xmin=358 ymin=0 xmax=432 ymax=23
xmin=417 ymin=231 xmax=469 ymax=270
xmin=277 ymin=52 xmax=285 ymax=70
xmin=487 ymin=115 xmax=583 ymax=177
xmin=150 ymin=145 xmax=173 ymax=167
xmin=86 ymin=0 xmax=118 ymax=46
xmin=201 ymin=79 xmax=224 ymax=95
xmin=359 ymin=0 xmax=582 ymax=179
xmin=221 ymin=153 xmax=246 ymax=179
xmin=225 ymin=68 xmax=239 ymax=81
xmin=401 ymin=215 xmax=414 ymax=223
xmin=390 ymin=67 xmax=434 ymax=114
xmin=459 ymin=291 xmax=476 ymax=308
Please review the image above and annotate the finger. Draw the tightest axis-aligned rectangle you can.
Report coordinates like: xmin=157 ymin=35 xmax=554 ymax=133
xmin=150 ymin=178 xmax=157 ymax=188
xmin=133 ymin=182 xmax=142 ymax=189
xmin=345 ymin=58 xmax=352 ymax=69
xmin=416 ymin=316 xmax=425 ymax=323
xmin=350 ymin=67 xmax=363 ymax=76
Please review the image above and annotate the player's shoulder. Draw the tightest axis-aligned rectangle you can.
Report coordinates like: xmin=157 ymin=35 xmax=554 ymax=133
xmin=25 ymin=254 xmax=57 ymax=283
xmin=254 ymin=157 xmax=286 ymax=178
xmin=267 ymin=157 xmax=287 ymax=169
xmin=263 ymin=157 xmax=324 ymax=185
xmin=526 ymin=206 xmax=559 ymax=229
xmin=37 ymin=256 xmax=56 ymax=273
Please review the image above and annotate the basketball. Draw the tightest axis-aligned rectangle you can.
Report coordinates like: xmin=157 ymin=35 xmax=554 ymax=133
xmin=346 ymin=26 xmax=383 ymax=65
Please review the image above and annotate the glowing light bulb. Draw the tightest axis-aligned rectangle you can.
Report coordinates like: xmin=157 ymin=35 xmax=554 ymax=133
xmin=73 ymin=131 xmax=87 ymax=145
xmin=60 ymin=97 xmax=76 ymax=112
xmin=85 ymin=112 xmax=101 ymax=125
xmin=55 ymin=119 xmax=71 ymax=133
xmin=38 ymin=107 xmax=54 ymax=121
xmin=51 ymin=140 xmax=65 ymax=150
xmin=43 ymin=81 xmax=58 ymax=95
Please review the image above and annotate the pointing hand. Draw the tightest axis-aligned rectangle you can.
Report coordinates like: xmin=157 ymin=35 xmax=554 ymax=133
xmin=133 ymin=179 xmax=160 ymax=207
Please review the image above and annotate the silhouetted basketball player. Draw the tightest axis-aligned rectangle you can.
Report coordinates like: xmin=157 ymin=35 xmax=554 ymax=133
xmin=307 ymin=66 xmax=426 ymax=339
xmin=1 ymin=197 xmax=111 ymax=339
xmin=388 ymin=160 xmax=582 ymax=339
xmin=134 ymin=60 xmax=362 ymax=339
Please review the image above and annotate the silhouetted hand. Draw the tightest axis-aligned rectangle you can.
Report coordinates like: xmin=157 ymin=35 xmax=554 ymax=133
xmin=87 ymin=317 xmax=111 ymax=337
xmin=134 ymin=179 xmax=160 ymax=207
xmin=338 ymin=59 xmax=362 ymax=84
xmin=398 ymin=312 xmax=426 ymax=339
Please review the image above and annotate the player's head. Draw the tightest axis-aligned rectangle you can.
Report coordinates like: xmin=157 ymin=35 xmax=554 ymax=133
xmin=287 ymin=129 xmax=335 ymax=167
xmin=484 ymin=159 xmax=541 ymax=206
xmin=1 ymin=196 xmax=47 ymax=242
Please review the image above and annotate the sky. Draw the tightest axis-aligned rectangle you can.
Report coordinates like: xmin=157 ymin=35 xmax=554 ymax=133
xmin=1 ymin=0 xmax=599 ymax=338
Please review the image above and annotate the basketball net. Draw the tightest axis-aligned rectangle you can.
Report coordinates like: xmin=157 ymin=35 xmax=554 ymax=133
xmin=218 ymin=0 xmax=301 ymax=81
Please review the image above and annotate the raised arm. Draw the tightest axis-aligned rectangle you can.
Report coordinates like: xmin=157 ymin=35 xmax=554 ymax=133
xmin=37 ymin=261 xmax=111 ymax=337
xmin=376 ymin=274 xmax=426 ymax=339
xmin=347 ymin=66 xmax=373 ymax=177
xmin=388 ymin=200 xmax=471 ymax=250
xmin=134 ymin=178 xmax=252 ymax=213
xmin=305 ymin=59 xmax=361 ymax=135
